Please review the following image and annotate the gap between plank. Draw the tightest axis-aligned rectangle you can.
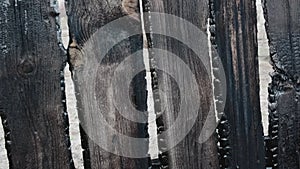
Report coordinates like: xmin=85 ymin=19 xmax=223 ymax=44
xmin=138 ymin=0 xmax=159 ymax=160
xmin=0 ymin=117 xmax=9 ymax=169
xmin=58 ymin=0 xmax=84 ymax=168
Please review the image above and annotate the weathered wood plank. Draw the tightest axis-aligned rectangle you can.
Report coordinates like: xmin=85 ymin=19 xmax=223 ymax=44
xmin=211 ymin=0 xmax=265 ymax=168
xmin=263 ymin=0 xmax=300 ymax=168
xmin=143 ymin=0 xmax=219 ymax=168
xmin=0 ymin=0 xmax=74 ymax=168
xmin=67 ymin=0 xmax=149 ymax=168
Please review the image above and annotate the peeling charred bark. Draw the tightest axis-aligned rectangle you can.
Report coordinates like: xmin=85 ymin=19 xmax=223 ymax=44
xmin=212 ymin=0 xmax=265 ymax=168
xmin=0 ymin=0 xmax=74 ymax=168
xmin=66 ymin=0 xmax=149 ymax=168
xmin=142 ymin=0 xmax=219 ymax=168
xmin=263 ymin=0 xmax=300 ymax=168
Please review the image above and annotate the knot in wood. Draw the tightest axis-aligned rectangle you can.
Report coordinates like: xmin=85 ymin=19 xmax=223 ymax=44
xmin=17 ymin=59 xmax=35 ymax=75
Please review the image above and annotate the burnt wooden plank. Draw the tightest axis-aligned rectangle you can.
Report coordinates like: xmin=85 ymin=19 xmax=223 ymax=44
xmin=66 ymin=0 xmax=149 ymax=168
xmin=0 ymin=0 xmax=74 ymax=168
xmin=212 ymin=0 xmax=265 ymax=168
xmin=208 ymin=1 xmax=231 ymax=167
xmin=263 ymin=0 xmax=300 ymax=168
xmin=143 ymin=0 xmax=219 ymax=168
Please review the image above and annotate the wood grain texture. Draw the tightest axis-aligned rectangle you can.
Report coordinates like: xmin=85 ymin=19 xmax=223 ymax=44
xmin=0 ymin=0 xmax=74 ymax=168
xmin=143 ymin=0 xmax=219 ymax=168
xmin=208 ymin=0 xmax=231 ymax=168
xmin=213 ymin=0 xmax=265 ymax=168
xmin=263 ymin=0 xmax=300 ymax=168
xmin=67 ymin=0 xmax=149 ymax=168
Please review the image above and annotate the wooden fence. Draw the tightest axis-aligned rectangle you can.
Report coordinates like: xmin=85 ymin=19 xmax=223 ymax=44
xmin=0 ymin=0 xmax=299 ymax=168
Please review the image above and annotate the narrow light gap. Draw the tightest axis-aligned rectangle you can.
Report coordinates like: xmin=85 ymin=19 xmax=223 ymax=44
xmin=64 ymin=64 xmax=84 ymax=169
xmin=207 ymin=18 xmax=218 ymax=122
xmin=138 ymin=0 xmax=159 ymax=160
xmin=58 ymin=0 xmax=69 ymax=49
xmin=256 ymin=0 xmax=271 ymax=135
xmin=0 ymin=118 xmax=9 ymax=169
xmin=58 ymin=0 xmax=84 ymax=168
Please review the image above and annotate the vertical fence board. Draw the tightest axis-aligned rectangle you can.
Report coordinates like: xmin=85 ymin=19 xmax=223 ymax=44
xmin=0 ymin=0 xmax=74 ymax=168
xmin=143 ymin=0 xmax=219 ymax=168
xmin=212 ymin=0 xmax=265 ymax=168
xmin=263 ymin=0 xmax=300 ymax=168
xmin=67 ymin=0 xmax=149 ymax=168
